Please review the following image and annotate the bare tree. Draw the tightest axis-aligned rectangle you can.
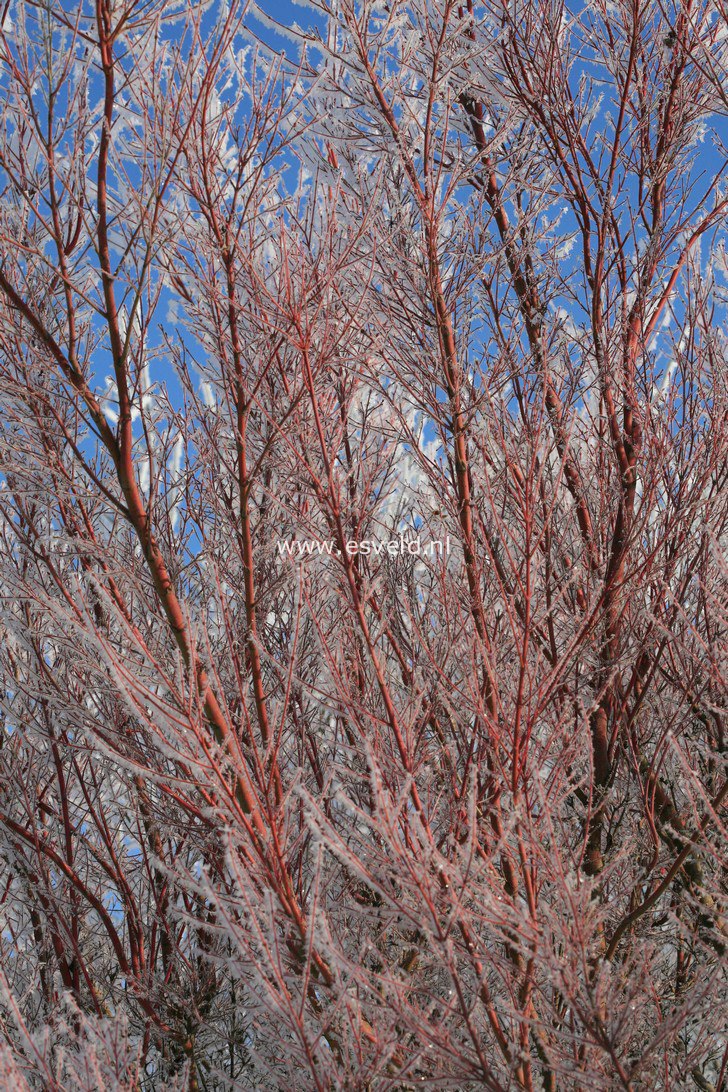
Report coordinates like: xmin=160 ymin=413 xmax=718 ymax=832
xmin=0 ymin=0 xmax=726 ymax=1088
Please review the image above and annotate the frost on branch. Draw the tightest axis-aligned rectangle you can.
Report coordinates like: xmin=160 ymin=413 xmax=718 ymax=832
xmin=0 ymin=0 xmax=727 ymax=1089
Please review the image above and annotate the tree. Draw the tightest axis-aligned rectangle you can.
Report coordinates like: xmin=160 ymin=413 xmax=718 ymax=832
xmin=0 ymin=0 xmax=727 ymax=1087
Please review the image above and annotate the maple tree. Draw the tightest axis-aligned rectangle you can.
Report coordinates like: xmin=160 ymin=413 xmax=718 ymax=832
xmin=0 ymin=0 xmax=727 ymax=1088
